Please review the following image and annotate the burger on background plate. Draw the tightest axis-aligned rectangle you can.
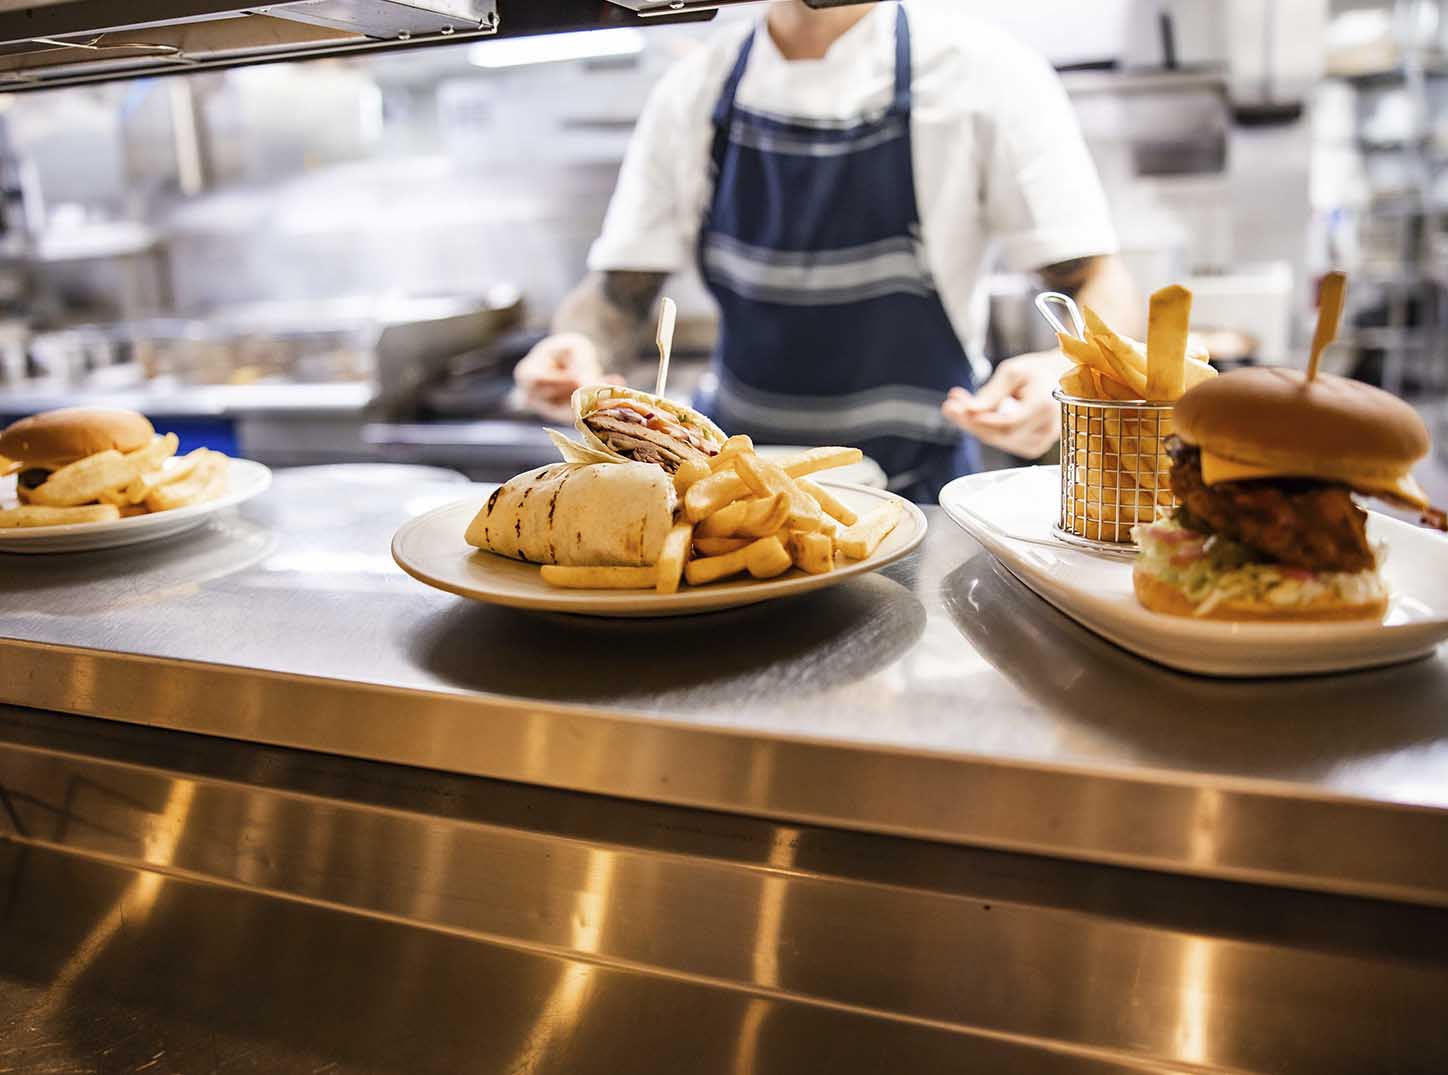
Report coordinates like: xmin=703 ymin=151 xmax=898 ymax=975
xmin=1 ymin=407 xmax=228 ymax=528
xmin=1 ymin=407 xmax=156 ymax=504
xmin=1133 ymin=367 xmax=1446 ymax=622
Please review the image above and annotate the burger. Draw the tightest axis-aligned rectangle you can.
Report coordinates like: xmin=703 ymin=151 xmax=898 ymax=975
xmin=1132 ymin=367 xmax=1446 ymax=622
xmin=0 ymin=407 xmax=155 ymax=504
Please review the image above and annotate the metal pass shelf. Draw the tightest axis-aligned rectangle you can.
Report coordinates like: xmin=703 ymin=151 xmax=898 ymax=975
xmin=2 ymin=465 xmax=1447 ymax=906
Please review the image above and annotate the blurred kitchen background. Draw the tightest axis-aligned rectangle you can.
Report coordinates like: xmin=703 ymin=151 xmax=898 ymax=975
xmin=0 ymin=0 xmax=1444 ymax=479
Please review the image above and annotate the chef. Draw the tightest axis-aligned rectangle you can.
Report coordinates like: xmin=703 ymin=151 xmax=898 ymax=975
xmin=514 ymin=0 xmax=1138 ymax=501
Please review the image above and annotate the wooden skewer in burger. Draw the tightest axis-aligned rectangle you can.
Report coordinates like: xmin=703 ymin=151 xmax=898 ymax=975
xmin=1132 ymin=272 xmax=1447 ymax=622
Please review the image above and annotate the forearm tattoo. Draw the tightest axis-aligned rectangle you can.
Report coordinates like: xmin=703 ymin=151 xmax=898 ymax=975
xmin=602 ymin=270 xmax=668 ymax=321
xmin=1036 ymin=256 xmax=1098 ymax=297
xmin=553 ymin=271 xmax=668 ymax=371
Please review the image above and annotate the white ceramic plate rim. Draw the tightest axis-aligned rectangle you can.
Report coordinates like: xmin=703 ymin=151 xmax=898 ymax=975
xmin=0 ymin=457 xmax=272 ymax=543
xmin=391 ymin=480 xmax=926 ymax=616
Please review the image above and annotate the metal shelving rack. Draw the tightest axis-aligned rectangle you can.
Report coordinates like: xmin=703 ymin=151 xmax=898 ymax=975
xmin=1322 ymin=0 xmax=1448 ymax=424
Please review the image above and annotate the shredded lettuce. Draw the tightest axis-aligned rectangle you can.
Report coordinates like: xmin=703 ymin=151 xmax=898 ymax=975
xmin=1132 ymin=518 xmax=1386 ymax=616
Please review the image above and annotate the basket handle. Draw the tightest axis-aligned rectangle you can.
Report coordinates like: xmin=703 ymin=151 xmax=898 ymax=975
xmin=1034 ymin=291 xmax=1086 ymax=340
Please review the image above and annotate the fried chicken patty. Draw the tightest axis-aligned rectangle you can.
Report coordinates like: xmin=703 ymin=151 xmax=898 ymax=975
xmin=1166 ymin=437 xmax=1374 ymax=573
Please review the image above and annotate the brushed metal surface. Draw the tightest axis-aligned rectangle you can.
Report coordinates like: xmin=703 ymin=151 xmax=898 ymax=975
xmin=3 ymin=709 xmax=1447 ymax=1074
xmin=1 ymin=465 xmax=1447 ymax=904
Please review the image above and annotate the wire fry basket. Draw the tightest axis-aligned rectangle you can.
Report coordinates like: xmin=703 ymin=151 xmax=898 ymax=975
xmin=1055 ymin=390 xmax=1178 ymax=555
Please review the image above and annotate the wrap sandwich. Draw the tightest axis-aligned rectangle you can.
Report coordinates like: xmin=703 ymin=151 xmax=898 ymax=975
xmin=565 ymin=385 xmax=727 ymax=473
xmin=465 ymin=460 xmax=677 ymax=566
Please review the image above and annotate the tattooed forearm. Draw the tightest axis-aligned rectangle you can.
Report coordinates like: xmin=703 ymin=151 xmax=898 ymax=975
xmin=602 ymin=270 xmax=668 ymax=322
xmin=1035 ymin=256 xmax=1098 ymax=297
xmin=552 ymin=270 xmax=668 ymax=371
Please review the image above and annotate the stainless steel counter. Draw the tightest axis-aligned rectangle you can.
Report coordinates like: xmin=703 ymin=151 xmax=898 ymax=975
xmin=0 ymin=381 xmax=373 ymax=417
xmin=2 ymin=465 xmax=1447 ymax=907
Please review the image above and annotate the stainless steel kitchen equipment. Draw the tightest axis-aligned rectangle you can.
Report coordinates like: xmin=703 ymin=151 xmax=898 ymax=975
xmin=0 ymin=288 xmax=524 ymax=463
xmin=0 ymin=0 xmax=771 ymax=91
xmin=1055 ymin=390 xmax=1175 ymax=549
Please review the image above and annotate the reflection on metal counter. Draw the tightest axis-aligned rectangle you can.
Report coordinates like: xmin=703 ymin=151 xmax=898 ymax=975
xmin=3 ymin=706 xmax=1448 ymax=1074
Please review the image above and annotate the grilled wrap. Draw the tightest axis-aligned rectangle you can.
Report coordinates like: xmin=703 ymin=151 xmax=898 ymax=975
xmin=573 ymin=385 xmax=727 ymax=474
xmin=465 ymin=461 xmax=677 ymax=566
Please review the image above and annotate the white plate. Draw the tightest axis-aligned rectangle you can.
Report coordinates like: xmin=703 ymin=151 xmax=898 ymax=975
xmin=392 ymin=482 xmax=925 ymax=618
xmin=941 ymin=466 xmax=1448 ymax=677
xmin=753 ymin=446 xmax=888 ymax=489
xmin=0 ymin=458 xmax=272 ymax=554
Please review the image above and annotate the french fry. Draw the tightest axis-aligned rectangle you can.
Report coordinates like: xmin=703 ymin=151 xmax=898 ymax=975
xmin=0 ymin=503 xmax=120 ymax=528
xmin=673 ymin=458 xmax=711 ymax=497
xmin=1077 ymin=313 xmax=1149 ymax=395
xmin=697 ymin=492 xmax=789 ymax=538
xmin=1146 ymin=285 xmax=1191 ymax=401
xmin=708 ymin=434 xmax=754 ymax=471
xmin=1058 ymin=333 xmax=1145 ymax=397
xmin=745 ymin=535 xmax=793 ymax=579
xmin=836 ymin=501 xmax=902 ymax=560
xmin=1058 ymin=332 xmax=1107 ymax=370
xmin=127 ymin=432 xmax=179 ymax=473
xmin=1058 ymin=366 xmax=1096 ymax=398
xmin=787 ymin=530 xmax=835 ymax=575
xmin=692 ymin=535 xmax=752 ymax=557
xmin=685 ymin=468 xmax=749 ymax=522
xmin=683 ymin=542 xmax=753 ymax=586
xmin=1095 ymin=372 xmax=1142 ymax=401
xmin=796 ymin=477 xmax=857 ymax=526
xmin=27 ymin=449 xmax=134 ymax=507
xmin=732 ymin=452 xmax=825 ymax=532
xmin=684 ymin=536 xmax=791 ymax=585
xmin=144 ymin=452 xmax=227 ymax=513
xmin=655 ymin=522 xmax=693 ymax=595
xmin=778 ymin=445 xmax=863 ymax=479
xmin=540 ymin=564 xmax=657 ymax=590
xmin=125 ymin=447 xmax=207 ymax=503
xmin=97 ymin=487 xmax=132 ymax=508
xmin=798 ymin=478 xmax=857 ymax=527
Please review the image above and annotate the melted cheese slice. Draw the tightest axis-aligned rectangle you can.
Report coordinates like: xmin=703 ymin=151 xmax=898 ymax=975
xmin=1199 ymin=449 xmax=1429 ymax=510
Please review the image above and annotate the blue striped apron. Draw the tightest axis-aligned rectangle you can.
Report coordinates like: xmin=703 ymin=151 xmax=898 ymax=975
xmin=696 ymin=5 xmax=977 ymax=503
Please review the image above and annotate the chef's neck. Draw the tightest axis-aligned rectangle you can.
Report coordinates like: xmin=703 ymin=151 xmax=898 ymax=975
xmin=766 ymin=1 xmax=874 ymax=61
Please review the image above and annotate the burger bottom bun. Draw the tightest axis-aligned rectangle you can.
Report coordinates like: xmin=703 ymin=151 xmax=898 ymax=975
xmin=1132 ymin=568 xmax=1388 ymax=623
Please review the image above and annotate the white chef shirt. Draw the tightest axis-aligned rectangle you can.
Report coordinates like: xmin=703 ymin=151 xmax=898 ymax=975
xmin=588 ymin=0 xmax=1118 ymax=357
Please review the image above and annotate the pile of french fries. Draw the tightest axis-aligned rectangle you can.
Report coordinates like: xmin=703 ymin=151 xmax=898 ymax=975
xmin=0 ymin=435 xmax=230 ymax=528
xmin=539 ymin=440 xmax=903 ymax=593
xmin=1055 ymin=285 xmax=1217 ymax=540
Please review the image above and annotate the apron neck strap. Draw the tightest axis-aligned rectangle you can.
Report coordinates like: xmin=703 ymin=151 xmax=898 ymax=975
xmin=891 ymin=5 xmax=912 ymax=116
xmin=712 ymin=27 xmax=756 ymax=127
xmin=713 ymin=6 xmax=913 ymax=127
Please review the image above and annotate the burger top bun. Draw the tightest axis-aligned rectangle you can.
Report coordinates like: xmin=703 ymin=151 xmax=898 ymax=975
xmin=1173 ymin=367 xmax=1429 ymax=485
xmin=0 ymin=407 xmax=155 ymax=470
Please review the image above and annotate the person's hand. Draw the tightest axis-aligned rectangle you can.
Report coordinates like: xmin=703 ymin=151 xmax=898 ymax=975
xmin=941 ymin=349 xmax=1071 ymax=459
xmin=511 ymin=333 xmax=622 ymax=423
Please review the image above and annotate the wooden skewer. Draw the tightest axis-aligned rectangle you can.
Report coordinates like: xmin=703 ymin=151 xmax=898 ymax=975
xmin=1307 ymin=271 xmax=1346 ymax=382
xmin=654 ymin=296 xmax=677 ymax=397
